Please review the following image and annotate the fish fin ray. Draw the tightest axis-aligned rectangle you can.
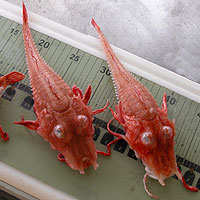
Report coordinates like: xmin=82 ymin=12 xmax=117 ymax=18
xmin=96 ymin=138 xmax=121 ymax=156
xmin=0 ymin=125 xmax=9 ymax=141
xmin=14 ymin=114 xmax=39 ymax=130
xmin=72 ymin=85 xmax=83 ymax=98
xmin=83 ymin=85 xmax=92 ymax=105
xmin=161 ymin=93 xmax=168 ymax=115
xmin=0 ymin=72 xmax=25 ymax=88
xmin=107 ymin=118 xmax=124 ymax=139
xmin=92 ymin=100 xmax=109 ymax=115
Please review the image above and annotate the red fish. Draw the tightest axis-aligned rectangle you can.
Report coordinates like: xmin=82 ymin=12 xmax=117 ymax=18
xmin=0 ymin=71 xmax=25 ymax=141
xmin=91 ymin=18 xmax=198 ymax=198
xmin=14 ymin=2 xmax=109 ymax=174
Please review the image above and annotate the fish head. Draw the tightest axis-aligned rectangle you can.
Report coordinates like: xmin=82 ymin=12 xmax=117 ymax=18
xmin=50 ymin=96 xmax=97 ymax=173
xmin=125 ymin=111 xmax=180 ymax=186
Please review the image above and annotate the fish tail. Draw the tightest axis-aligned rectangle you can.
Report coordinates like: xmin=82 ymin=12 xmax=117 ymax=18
xmin=91 ymin=18 xmax=101 ymax=33
xmin=91 ymin=18 xmax=123 ymax=73
xmin=22 ymin=0 xmax=28 ymax=26
xmin=1 ymin=72 xmax=25 ymax=87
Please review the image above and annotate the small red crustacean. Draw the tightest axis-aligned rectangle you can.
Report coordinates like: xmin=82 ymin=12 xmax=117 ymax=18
xmin=91 ymin=19 xmax=198 ymax=198
xmin=0 ymin=71 xmax=25 ymax=141
xmin=15 ymin=2 xmax=109 ymax=174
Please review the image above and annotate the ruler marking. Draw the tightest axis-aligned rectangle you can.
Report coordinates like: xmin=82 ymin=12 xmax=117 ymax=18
xmin=177 ymin=101 xmax=198 ymax=157
xmin=89 ymin=59 xmax=105 ymax=86
xmin=56 ymin=46 xmax=73 ymax=76
xmin=173 ymin=95 xmax=186 ymax=124
xmin=76 ymin=54 xmax=91 ymax=86
xmin=65 ymin=52 xmax=85 ymax=85
xmin=89 ymin=75 xmax=104 ymax=103
xmin=38 ymin=35 xmax=56 ymax=60
xmin=0 ymin=34 xmax=12 ymax=52
xmin=79 ymin=57 xmax=98 ymax=89
xmin=185 ymin=104 xmax=200 ymax=161
xmin=47 ymin=41 xmax=62 ymax=66
xmin=55 ymin=45 xmax=73 ymax=74
xmin=0 ymin=20 xmax=13 ymax=51
xmin=167 ymin=91 xmax=181 ymax=120
xmin=40 ymin=38 xmax=57 ymax=63
xmin=93 ymin=71 xmax=113 ymax=104
xmin=146 ymin=80 xmax=154 ymax=91
xmin=43 ymin=39 xmax=56 ymax=60
xmin=49 ymin=43 xmax=67 ymax=73
xmin=191 ymin=133 xmax=200 ymax=163
xmin=149 ymin=82 xmax=155 ymax=93
xmin=175 ymin=99 xmax=191 ymax=142
xmin=0 ymin=18 xmax=7 ymax=33
xmin=0 ymin=21 xmax=20 ymax=60
xmin=184 ymin=119 xmax=200 ymax=160
xmin=151 ymin=83 xmax=160 ymax=99
xmin=5 ymin=39 xmax=24 ymax=73
xmin=176 ymin=100 xmax=193 ymax=155
xmin=92 ymin=78 xmax=107 ymax=107
xmin=62 ymin=61 xmax=73 ymax=79
xmin=154 ymin=85 xmax=161 ymax=102
xmin=87 ymin=59 xmax=105 ymax=106
xmin=0 ymin=32 xmax=17 ymax=71
xmin=69 ymin=50 xmax=86 ymax=84
xmin=1 ymin=25 xmax=23 ymax=74
xmin=196 ymin=136 xmax=200 ymax=164
xmin=140 ymin=77 xmax=147 ymax=86
xmin=45 ymin=40 xmax=61 ymax=65
xmin=0 ymin=34 xmax=14 ymax=73
xmin=59 ymin=47 xmax=82 ymax=80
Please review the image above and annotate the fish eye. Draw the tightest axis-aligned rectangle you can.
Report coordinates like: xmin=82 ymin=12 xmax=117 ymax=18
xmin=162 ymin=126 xmax=173 ymax=138
xmin=77 ymin=115 xmax=89 ymax=129
xmin=141 ymin=132 xmax=152 ymax=145
xmin=54 ymin=125 xmax=65 ymax=138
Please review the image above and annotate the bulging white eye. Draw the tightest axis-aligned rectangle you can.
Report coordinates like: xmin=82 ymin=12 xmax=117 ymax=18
xmin=77 ymin=115 xmax=89 ymax=129
xmin=54 ymin=125 xmax=65 ymax=138
xmin=162 ymin=126 xmax=173 ymax=138
xmin=141 ymin=132 xmax=152 ymax=145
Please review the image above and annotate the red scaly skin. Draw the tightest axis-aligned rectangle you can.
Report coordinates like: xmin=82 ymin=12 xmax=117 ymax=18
xmin=0 ymin=72 xmax=25 ymax=141
xmin=91 ymin=18 xmax=198 ymax=198
xmin=14 ymin=2 xmax=109 ymax=174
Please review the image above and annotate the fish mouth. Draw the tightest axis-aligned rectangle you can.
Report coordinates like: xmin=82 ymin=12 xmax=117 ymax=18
xmin=144 ymin=164 xmax=179 ymax=186
xmin=143 ymin=163 xmax=185 ymax=198
xmin=63 ymin=150 xmax=98 ymax=174
xmin=145 ymin=165 xmax=165 ymax=185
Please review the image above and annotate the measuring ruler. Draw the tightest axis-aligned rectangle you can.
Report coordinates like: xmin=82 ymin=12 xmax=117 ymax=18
xmin=0 ymin=1 xmax=200 ymax=200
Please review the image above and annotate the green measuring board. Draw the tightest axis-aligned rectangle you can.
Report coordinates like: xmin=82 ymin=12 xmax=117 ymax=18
xmin=0 ymin=3 xmax=200 ymax=200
